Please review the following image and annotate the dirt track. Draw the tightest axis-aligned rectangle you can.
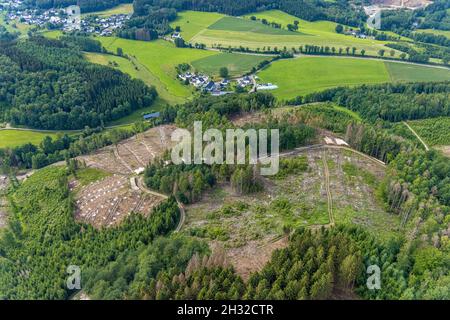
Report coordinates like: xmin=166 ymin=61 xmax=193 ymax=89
xmin=72 ymin=125 xmax=177 ymax=228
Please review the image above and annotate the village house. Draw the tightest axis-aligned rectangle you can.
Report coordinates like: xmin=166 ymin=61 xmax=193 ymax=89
xmin=1 ymin=1 xmax=130 ymax=35
xmin=237 ymin=75 xmax=252 ymax=87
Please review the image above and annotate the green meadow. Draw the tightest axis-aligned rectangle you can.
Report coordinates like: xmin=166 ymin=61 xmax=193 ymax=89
xmin=385 ymin=62 xmax=450 ymax=82
xmin=81 ymin=3 xmax=133 ymax=17
xmin=191 ymin=52 xmax=271 ymax=77
xmin=416 ymin=29 xmax=450 ymax=39
xmin=84 ymin=51 xmax=179 ymax=106
xmin=187 ymin=10 xmax=398 ymax=56
xmin=170 ymin=10 xmax=224 ymax=41
xmin=0 ymin=130 xmax=58 ymax=148
xmin=208 ymin=16 xmax=296 ymax=35
xmin=96 ymin=37 xmax=218 ymax=103
xmin=258 ymin=57 xmax=450 ymax=99
xmin=258 ymin=57 xmax=389 ymax=99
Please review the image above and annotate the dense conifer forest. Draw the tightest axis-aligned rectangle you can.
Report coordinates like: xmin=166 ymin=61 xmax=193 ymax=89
xmin=0 ymin=0 xmax=449 ymax=301
xmin=0 ymin=36 xmax=156 ymax=130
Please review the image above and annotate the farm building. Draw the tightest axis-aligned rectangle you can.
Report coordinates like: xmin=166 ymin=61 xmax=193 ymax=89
xmin=257 ymin=83 xmax=278 ymax=90
xmin=143 ymin=112 xmax=160 ymax=120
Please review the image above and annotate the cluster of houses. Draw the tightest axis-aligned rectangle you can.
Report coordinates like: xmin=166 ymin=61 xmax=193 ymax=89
xmin=80 ymin=14 xmax=130 ymax=36
xmin=178 ymin=72 xmax=232 ymax=95
xmin=342 ymin=26 xmax=378 ymax=40
xmin=1 ymin=3 xmax=68 ymax=29
xmin=177 ymin=71 xmax=278 ymax=95
xmin=0 ymin=1 xmax=130 ymax=35
xmin=344 ymin=29 xmax=372 ymax=39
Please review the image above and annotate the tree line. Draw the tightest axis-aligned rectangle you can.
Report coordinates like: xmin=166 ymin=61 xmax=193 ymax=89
xmin=118 ymin=0 xmax=366 ymax=42
xmin=0 ymin=122 xmax=151 ymax=171
xmin=288 ymin=82 xmax=450 ymax=123
xmin=84 ymin=225 xmax=422 ymax=300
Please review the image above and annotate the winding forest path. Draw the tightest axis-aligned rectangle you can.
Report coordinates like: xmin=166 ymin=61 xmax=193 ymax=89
xmin=136 ymin=176 xmax=186 ymax=233
xmin=403 ymin=121 xmax=429 ymax=151
xmin=322 ymin=149 xmax=335 ymax=226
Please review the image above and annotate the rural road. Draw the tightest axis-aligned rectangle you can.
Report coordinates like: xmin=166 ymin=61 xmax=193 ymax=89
xmin=403 ymin=121 xmax=429 ymax=151
xmin=136 ymin=176 xmax=186 ymax=233
xmin=278 ymin=144 xmax=385 ymax=167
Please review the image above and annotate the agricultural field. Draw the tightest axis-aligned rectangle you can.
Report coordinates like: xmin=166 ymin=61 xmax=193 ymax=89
xmin=188 ymin=10 xmax=399 ymax=56
xmin=191 ymin=52 xmax=271 ymax=77
xmin=183 ymin=147 xmax=397 ymax=278
xmin=208 ymin=16 xmax=295 ymax=35
xmin=0 ymin=129 xmax=58 ymax=148
xmin=385 ymin=62 xmax=450 ymax=82
xmin=97 ymin=37 xmax=218 ymax=103
xmin=407 ymin=117 xmax=450 ymax=147
xmin=258 ymin=57 xmax=450 ymax=99
xmin=170 ymin=10 xmax=224 ymax=41
xmin=416 ymin=29 xmax=450 ymax=39
xmin=81 ymin=3 xmax=133 ymax=17
xmin=257 ymin=57 xmax=390 ymax=99
xmin=41 ymin=29 xmax=61 ymax=39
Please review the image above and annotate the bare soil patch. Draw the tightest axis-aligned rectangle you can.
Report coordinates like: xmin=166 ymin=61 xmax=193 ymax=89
xmin=73 ymin=174 xmax=164 ymax=228
xmin=221 ymin=237 xmax=288 ymax=281
xmin=183 ymin=147 xmax=395 ymax=278
xmin=77 ymin=125 xmax=177 ymax=175
xmin=69 ymin=125 xmax=177 ymax=228
xmin=437 ymin=145 xmax=450 ymax=158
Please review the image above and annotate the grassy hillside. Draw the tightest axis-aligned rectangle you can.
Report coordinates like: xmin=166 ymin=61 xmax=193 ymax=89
xmin=0 ymin=130 xmax=58 ymax=148
xmin=386 ymin=62 xmax=450 ymax=82
xmin=208 ymin=16 xmax=296 ymax=35
xmin=170 ymin=10 xmax=224 ymax=41
xmin=96 ymin=37 xmax=219 ymax=103
xmin=188 ymin=10 xmax=398 ymax=56
xmin=258 ymin=57 xmax=450 ymax=99
xmin=191 ymin=52 xmax=271 ymax=77
xmin=84 ymin=51 xmax=170 ymax=119
xmin=81 ymin=3 xmax=133 ymax=17
xmin=258 ymin=57 xmax=390 ymax=99
xmin=416 ymin=29 xmax=450 ymax=39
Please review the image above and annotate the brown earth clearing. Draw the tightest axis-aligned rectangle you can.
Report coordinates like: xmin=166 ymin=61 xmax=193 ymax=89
xmin=182 ymin=147 xmax=396 ymax=279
